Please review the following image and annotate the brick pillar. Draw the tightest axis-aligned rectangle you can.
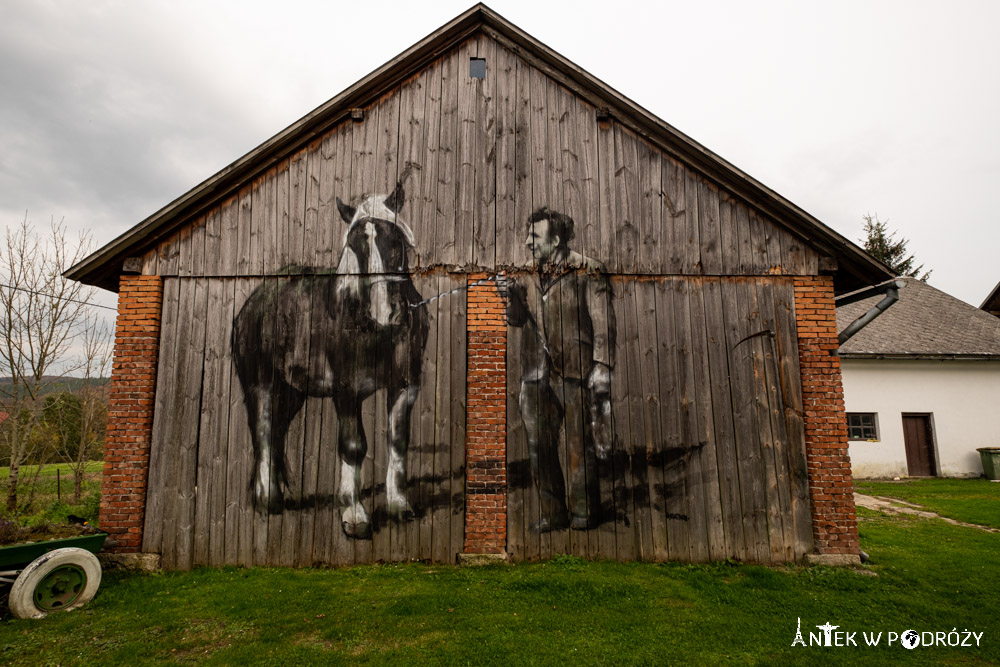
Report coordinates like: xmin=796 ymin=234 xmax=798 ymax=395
xmin=464 ymin=274 xmax=507 ymax=555
xmin=100 ymin=275 xmax=163 ymax=552
xmin=794 ymin=276 xmax=860 ymax=557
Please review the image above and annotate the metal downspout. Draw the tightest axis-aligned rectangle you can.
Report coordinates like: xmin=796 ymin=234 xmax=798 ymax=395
xmin=836 ymin=279 xmax=906 ymax=345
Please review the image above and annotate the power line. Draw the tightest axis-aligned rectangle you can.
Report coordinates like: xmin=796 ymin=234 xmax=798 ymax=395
xmin=0 ymin=282 xmax=117 ymax=311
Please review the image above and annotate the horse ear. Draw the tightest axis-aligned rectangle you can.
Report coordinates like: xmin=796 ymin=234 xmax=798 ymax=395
xmin=336 ymin=197 xmax=356 ymax=224
xmin=384 ymin=182 xmax=405 ymax=213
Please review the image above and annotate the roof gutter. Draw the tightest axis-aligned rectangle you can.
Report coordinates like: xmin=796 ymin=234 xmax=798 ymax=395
xmin=836 ymin=279 xmax=906 ymax=346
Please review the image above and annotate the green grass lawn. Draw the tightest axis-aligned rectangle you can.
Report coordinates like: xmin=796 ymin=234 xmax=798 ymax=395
xmin=0 ymin=462 xmax=102 ymax=527
xmin=1 ymin=498 xmax=998 ymax=665
xmin=855 ymin=477 xmax=1000 ymax=529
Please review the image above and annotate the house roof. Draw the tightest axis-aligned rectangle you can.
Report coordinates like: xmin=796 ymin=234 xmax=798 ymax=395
xmin=65 ymin=3 xmax=892 ymax=294
xmin=981 ymin=279 xmax=1000 ymax=316
xmin=837 ymin=277 xmax=1000 ymax=359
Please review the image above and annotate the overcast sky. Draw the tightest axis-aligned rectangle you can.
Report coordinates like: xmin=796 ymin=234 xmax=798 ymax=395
xmin=2 ymin=0 xmax=998 ymax=310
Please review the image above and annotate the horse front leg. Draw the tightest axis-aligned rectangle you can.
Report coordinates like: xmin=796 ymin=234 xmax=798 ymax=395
xmin=386 ymin=384 xmax=419 ymax=521
xmin=336 ymin=400 xmax=371 ymax=539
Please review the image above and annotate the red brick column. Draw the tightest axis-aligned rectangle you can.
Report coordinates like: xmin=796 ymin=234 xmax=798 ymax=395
xmin=464 ymin=274 xmax=507 ymax=555
xmin=794 ymin=276 xmax=860 ymax=558
xmin=100 ymin=275 xmax=163 ymax=552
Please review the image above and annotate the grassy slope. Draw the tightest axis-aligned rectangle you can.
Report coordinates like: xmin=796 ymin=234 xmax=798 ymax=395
xmin=855 ymin=478 xmax=1000 ymax=529
xmin=1 ymin=508 xmax=998 ymax=665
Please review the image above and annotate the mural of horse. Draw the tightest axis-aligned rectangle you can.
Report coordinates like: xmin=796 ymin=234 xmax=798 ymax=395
xmin=232 ymin=183 xmax=429 ymax=539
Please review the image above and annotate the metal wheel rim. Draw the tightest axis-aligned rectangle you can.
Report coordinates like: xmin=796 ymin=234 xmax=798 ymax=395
xmin=32 ymin=564 xmax=87 ymax=611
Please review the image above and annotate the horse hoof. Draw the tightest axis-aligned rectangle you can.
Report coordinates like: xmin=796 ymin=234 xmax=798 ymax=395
xmin=342 ymin=520 xmax=372 ymax=540
xmin=387 ymin=502 xmax=415 ymax=522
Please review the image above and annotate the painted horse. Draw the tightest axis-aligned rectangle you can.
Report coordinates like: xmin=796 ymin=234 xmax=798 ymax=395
xmin=232 ymin=183 xmax=429 ymax=539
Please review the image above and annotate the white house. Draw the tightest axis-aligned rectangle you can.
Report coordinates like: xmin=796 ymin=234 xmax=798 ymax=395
xmin=838 ymin=277 xmax=1000 ymax=478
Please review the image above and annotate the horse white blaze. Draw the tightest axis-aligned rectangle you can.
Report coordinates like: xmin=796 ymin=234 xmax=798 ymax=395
xmin=366 ymin=222 xmax=393 ymax=325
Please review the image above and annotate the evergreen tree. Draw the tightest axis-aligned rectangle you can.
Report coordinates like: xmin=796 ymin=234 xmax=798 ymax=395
xmin=861 ymin=214 xmax=931 ymax=281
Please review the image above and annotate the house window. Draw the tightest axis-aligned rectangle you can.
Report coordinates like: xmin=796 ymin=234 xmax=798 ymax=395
xmin=847 ymin=412 xmax=879 ymax=441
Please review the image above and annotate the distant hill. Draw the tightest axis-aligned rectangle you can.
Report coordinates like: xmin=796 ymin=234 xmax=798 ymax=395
xmin=0 ymin=376 xmax=111 ymax=398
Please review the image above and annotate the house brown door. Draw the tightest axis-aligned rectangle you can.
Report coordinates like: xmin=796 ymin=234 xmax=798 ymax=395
xmin=902 ymin=414 xmax=937 ymax=477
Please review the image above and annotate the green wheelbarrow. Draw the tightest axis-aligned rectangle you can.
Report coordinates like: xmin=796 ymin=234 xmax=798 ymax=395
xmin=0 ymin=532 xmax=107 ymax=619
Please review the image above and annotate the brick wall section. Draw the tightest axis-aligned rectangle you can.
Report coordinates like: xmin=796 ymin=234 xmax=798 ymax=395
xmin=100 ymin=275 xmax=163 ymax=552
xmin=464 ymin=274 xmax=507 ymax=555
xmin=794 ymin=276 xmax=860 ymax=556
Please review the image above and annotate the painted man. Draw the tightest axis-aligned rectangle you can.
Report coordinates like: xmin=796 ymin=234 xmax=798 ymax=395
xmin=507 ymin=207 xmax=616 ymax=532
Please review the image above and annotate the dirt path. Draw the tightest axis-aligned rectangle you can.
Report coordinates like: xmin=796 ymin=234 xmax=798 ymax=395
xmin=854 ymin=493 xmax=1000 ymax=533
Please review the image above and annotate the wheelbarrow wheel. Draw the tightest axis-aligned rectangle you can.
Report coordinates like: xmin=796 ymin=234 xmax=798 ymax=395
xmin=9 ymin=547 xmax=102 ymax=619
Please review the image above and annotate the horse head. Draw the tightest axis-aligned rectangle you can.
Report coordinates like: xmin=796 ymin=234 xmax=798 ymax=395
xmin=334 ymin=183 xmax=416 ymax=325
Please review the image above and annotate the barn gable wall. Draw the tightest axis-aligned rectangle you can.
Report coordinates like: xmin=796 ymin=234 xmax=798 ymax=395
xmin=138 ymin=35 xmax=819 ymax=281
xmin=107 ymin=32 xmax=863 ymax=568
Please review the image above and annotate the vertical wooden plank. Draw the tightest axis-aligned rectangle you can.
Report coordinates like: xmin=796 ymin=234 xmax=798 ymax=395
xmin=315 ymin=132 xmax=339 ymax=269
xmin=596 ymin=117 xmax=616 ymax=275
xmin=208 ymin=279 xmax=235 ymax=566
xmin=431 ymin=277 xmax=454 ymax=564
xmin=721 ymin=280 xmax=765 ymax=561
xmin=670 ymin=279 xmax=699 ymax=561
xmin=683 ymin=167 xmax=701 ymax=274
xmin=575 ymin=96 xmax=600 ymax=265
xmin=287 ymin=150 xmax=307 ymax=269
xmin=698 ymin=180 xmax=723 ymax=275
xmin=473 ymin=34 xmax=497 ymax=268
xmin=291 ymin=274 xmax=322 ymax=565
xmin=435 ymin=50 xmax=459 ymax=267
xmin=686 ymin=279 xmax=726 ymax=561
xmin=771 ymin=279 xmax=814 ymax=558
xmin=675 ymin=280 xmax=709 ymax=562
xmin=700 ymin=278 xmax=746 ymax=561
xmin=194 ymin=278 xmax=232 ymax=566
xmin=221 ymin=278 xmax=246 ymax=565
xmin=655 ymin=280 xmax=689 ymax=561
xmin=176 ymin=225 xmax=194 ymax=278
xmin=510 ymin=55 xmax=534 ymax=270
xmin=449 ymin=274 xmax=467 ymax=561
xmin=229 ymin=278 xmax=262 ymax=567
xmin=613 ymin=125 xmax=640 ymax=275
xmin=718 ymin=192 xmax=739 ymax=276
xmin=260 ymin=166 xmax=279 ymax=274
xmin=661 ymin=157 xmax=686 ymax=275
xmin=416 ymin=58 xmax=443 ymax=270
xmin=624 ymin=280 xmax=655 ymax=560
xmin=302 ymin=140 xmax=322 ymax=269
xmin=494 ymin=45 xmax=517 ymax=269
xmin=751 ymin=278 xmax=796 ymax=561
xmin=273 ymin=160 xmax=291 ymax=272
xmin=218 ymin=196 xmax=239 ymax=277
xmin=637 ymin=140 xmax=662 ymax=274
xmin=733 ymin=200 xmax=755 ymax=276
xmin=203 ymin=210 xmax=222 ymax=277
xmin=141 ymin=278 xmax=180 ymax=555
xmin=141 ymin=247 xmax=159 ymax=276
xmin=504 ymin=296 xmax=527 ymax=561
xmin=761 ymin=212 xmax=784 ymax=276
xmin=235 ymin=185 xmax=253 ymax=277
xmin=173 ymin=277 xmax=209 ymax=570
xmin=607 ymin=281 xmax=634 ymax=561
xmin=398 ymin=69 xmax=428 ymax=273
xmin=248 ymin=174 xmax=268 ymax=277
xmin=528 ymin=67 xmax=551 ymax=262
xmin=639 ymin=282 xmax=666 ymax=562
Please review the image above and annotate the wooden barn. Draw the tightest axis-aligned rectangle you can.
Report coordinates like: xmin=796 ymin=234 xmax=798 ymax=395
xmin=67 ymin=5 xmax=891 ymax=569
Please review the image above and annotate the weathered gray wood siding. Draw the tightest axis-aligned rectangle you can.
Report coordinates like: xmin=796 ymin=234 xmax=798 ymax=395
xmin=140 ymin=33 xmax=815 ymax=566
xmin=139 ymin=36 xmax=818 ymax=280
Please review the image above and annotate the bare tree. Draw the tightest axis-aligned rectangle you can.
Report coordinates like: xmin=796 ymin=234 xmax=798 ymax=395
xmin=0 ymin=215 xmax=96 ymax=513
xmin=47 ymin=313 xmax=111 ymax=503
